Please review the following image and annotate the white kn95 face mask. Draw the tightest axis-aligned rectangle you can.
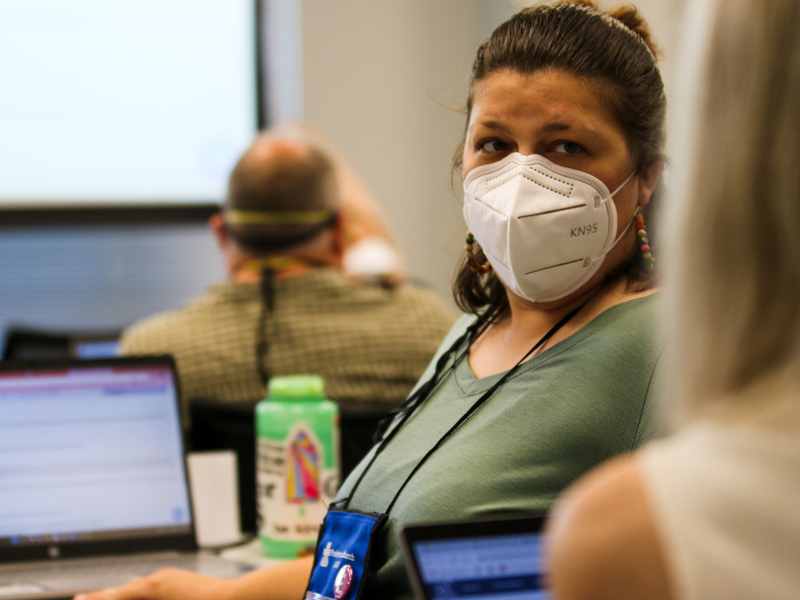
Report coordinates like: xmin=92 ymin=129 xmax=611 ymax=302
xmin=463 ymin=152 xmax=635 ymax=303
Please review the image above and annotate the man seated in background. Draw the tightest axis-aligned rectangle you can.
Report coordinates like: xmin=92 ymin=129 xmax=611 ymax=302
xmin=119 ymin=124 xmax=456 ymax=422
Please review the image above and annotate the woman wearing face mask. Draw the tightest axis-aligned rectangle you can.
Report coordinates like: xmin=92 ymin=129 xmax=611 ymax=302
xmin=74 ymin=3 xmax=665 ymax=600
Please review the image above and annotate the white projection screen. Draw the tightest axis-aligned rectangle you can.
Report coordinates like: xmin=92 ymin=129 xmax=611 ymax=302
xmin=0 ymin=0 xmax=262 ymax=214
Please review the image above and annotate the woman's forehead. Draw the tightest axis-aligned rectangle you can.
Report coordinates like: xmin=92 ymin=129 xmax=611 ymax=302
xmin=468 ymin=69 xmax=619 ymax=134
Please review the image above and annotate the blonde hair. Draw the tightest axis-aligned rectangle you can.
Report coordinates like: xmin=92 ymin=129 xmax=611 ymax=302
xmin=666 ymin=0 xmax=800 ymax=418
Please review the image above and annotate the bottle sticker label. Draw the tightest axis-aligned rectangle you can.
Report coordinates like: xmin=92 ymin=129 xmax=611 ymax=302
xmin=287 ymin=428 xmax=321 ymax=503
xmin=258 ymin=423 xmax=338 ymax=542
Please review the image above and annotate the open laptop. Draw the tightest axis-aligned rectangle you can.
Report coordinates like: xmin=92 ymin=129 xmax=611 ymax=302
xmin=400 ymin=513 xmax=550 ymax=600
xmin=0 ymin=356 xmax=254 ymax=600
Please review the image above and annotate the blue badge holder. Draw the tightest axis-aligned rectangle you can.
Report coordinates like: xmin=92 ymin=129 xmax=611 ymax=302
xmin=304 ymin=507 xmax=387 ymax=600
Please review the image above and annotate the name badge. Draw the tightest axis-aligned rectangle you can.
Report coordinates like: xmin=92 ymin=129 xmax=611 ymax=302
xmin=305 ymin=508 xmax=387 ymax=600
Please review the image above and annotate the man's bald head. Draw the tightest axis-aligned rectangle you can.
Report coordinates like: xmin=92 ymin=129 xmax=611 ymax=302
xmin=223 ymin=132 xmax=338 ymax=252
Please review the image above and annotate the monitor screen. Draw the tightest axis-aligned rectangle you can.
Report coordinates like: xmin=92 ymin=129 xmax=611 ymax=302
xmin=401 ymin=515 xmax=549 ymax=600
xmin=412 ymin=532 xmax=548 ymax=600
xmin=70 ymin=337 xmax=121 ymax=360
xmin=0 ymin=0 xmax=261 ymax=213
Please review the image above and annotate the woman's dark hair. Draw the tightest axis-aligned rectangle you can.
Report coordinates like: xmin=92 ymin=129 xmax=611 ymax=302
xmin=453 ymin=0 xmax=666 ymax=318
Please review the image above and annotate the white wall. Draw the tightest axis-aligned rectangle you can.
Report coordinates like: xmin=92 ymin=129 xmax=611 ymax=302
xmin=300 ymin=0 xmax=511 ymax=303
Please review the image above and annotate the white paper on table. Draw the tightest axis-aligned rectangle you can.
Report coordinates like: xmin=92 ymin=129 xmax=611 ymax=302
xmin=187 ymin=450 xmax=242 ymax=548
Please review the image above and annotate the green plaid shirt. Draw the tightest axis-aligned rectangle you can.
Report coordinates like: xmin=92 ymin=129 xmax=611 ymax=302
xmin=120 ymin=269 xmax=456 ymax=413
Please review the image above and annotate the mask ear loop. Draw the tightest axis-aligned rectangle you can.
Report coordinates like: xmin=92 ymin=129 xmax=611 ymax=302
xmin=609 ymin=170 xmax=636 ymax=197
xmin=589 ymin=171 xmax=637 ymax=264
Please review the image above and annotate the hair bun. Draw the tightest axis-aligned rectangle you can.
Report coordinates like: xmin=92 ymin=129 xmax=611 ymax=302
xmin=558 ymin=0 xmax=661 ymax=61
xmin=608 ymin=5 xmax=661 ymax=60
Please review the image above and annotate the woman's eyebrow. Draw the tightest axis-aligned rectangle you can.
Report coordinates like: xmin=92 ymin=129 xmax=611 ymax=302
xmin=470 ymin=119 xmax=512 ymax=134
xmin=542 ymin=121 xmax=605 ymax=141
xmin=473 ymin=119 xmax=606 ymax=141
xmin=541 ymin=122 xmax=571 ymax=133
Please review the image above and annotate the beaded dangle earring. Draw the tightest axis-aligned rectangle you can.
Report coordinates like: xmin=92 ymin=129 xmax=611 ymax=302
xmin=465 ymin=232 xmax=491 ymax=274
xmin=635 ymin=210 xmax=655 ymax=271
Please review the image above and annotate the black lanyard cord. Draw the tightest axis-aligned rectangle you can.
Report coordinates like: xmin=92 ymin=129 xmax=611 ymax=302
xmin=255 ymin=268 xmax=275 ymax=388
xmin=339 ymin=301 xmax=586 ymax=514
xmin=338 ymin=321 xmax=484 ymax=511
xmin=338 ymin=314 xmax=500 ymax=512
xmin=370 ymin=313 xmax=498 ymax=446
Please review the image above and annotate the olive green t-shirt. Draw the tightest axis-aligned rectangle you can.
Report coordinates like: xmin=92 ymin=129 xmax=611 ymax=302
xmin=336 ymin=294 xmax=663 ymax=600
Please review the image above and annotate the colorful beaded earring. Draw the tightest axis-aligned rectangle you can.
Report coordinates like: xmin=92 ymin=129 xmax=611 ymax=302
xmin=465 ymin=232 xmax=491 ymax=274
xmin=635 ymin=210 xmax=655 ymax=271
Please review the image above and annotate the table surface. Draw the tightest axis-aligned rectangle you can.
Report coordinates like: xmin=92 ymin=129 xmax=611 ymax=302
xmin=220 ymin=538 xmax=289 ymax=569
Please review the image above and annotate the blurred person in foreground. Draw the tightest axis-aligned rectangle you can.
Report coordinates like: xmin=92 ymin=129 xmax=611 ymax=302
xmin=119 ymin=124 xmax=456 ymax=420
xmin=547 ymin=1 xmax=800 ymax=598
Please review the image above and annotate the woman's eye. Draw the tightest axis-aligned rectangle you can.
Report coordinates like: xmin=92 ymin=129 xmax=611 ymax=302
xmin=553 ymin=141 xmax=583 ymax=155
xmin=479 ymin=139 xmax=509 ymax=153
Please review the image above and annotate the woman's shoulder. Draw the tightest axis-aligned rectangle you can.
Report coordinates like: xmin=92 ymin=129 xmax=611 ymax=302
xmin=569 ymin=291 xmax=662 ymax=359
xmin=431 ymin=312 xmax=478 ymax=349
xmin=593 ymin=288 xmax=660 ymax=325
xmin=556 ymin=291 xmax=661 ymax=360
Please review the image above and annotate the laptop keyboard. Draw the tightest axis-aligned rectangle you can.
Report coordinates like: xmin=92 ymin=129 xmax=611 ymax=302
xmin=0 ymin=553 xmax=212 ymax=586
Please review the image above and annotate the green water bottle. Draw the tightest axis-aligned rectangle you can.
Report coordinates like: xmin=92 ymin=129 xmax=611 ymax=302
xmin=256 ymin=375 xmax=340 ymax=558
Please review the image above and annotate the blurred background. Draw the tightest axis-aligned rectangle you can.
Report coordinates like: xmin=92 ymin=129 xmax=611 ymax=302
xmin=0 ymin=0 xmax=685 ymax=354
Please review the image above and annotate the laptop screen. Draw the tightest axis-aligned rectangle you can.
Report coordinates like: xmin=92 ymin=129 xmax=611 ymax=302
xmin=401 ymin=515 xmax=549 ymax=600
xmin=69 ymin=336 xmax=121 ymax=359
xmin=0 ymin=357 xmax=193 ymax=553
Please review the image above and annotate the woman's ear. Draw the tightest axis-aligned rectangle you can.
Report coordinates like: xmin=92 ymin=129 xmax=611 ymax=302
xmin=637 ymin=159 xmax=665 ymax=208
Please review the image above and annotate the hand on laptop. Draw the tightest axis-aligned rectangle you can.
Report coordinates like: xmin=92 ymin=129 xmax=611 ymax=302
xmin=73 ymin=569 xmax=231 ymax=600
xmin=72 ymin=555 xmax=315 ymax=600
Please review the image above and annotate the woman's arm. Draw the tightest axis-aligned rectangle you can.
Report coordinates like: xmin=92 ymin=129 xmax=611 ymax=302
xmin=545 ymin=455 xmax=673 ymax=600
xmin=74 ymin=555 xmax=314 ymax=600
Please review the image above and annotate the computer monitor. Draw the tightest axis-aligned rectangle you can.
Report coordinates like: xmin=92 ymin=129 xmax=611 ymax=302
xmin=0 ymin=0 xmax=264 ymax=219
